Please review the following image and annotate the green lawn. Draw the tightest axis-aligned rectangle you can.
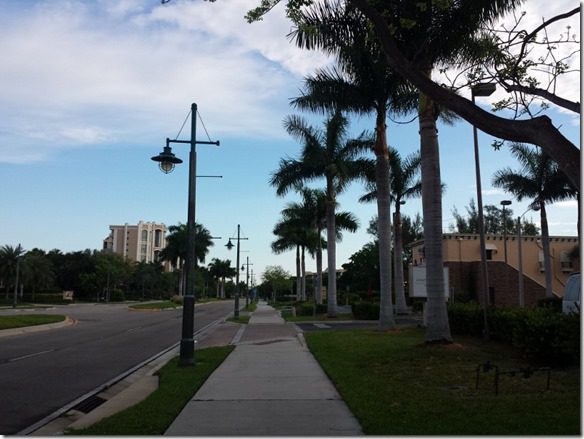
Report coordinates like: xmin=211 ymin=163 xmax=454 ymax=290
xmin=227 ymin=315 xmax=251 ymax=324
xmin=68 ymin=346 xmax=234 ymax=435
xmin=128 ymin=301 xmax=181 ymax=310
xmin=305 ymin=328 xmax=580 ymax=435
xmin=0 ymin=314 xmax=66 ymax=330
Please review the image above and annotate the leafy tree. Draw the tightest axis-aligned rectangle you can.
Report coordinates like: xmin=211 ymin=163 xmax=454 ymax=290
xmin=340 ymin=241 xmax=379 ymax=294
xmin=22 ymin=249 xmax=54 ymax=301
xmin=270 ymin=111 xmax=369 ymax=316
xmin=450 ymin=198 xmax=540 ymax=235
xmin=261 ymin=265 xmax=293 ymax=302
xmin=492 ymin=143 xmax=577 ymax=297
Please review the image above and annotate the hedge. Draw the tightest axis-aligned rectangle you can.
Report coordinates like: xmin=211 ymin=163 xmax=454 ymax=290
xmin=352 ymin=302 xmax=380 ymax=320
xmin=447 ymin=303 xmax=580 ymax=365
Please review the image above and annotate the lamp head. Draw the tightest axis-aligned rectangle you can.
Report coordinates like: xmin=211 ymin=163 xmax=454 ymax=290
xmin=471 ymin=83 xmax=496 ymax=97
xmin=500 ymin=200 xmax=512 ymax=207
xmin=151 ymin=142 xmax=183 ymax=174
xmin=225 ymin=239 xmax=234 ymax=250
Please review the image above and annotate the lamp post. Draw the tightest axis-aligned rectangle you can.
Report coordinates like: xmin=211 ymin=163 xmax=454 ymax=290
xmin=471 ymin=82 xmax=496 ymax=339
xmin=242 ymin=256 xmax=253 ymax=307
xmin=151 ymin=103 xmax=219 ymax=367
xmin=226 ymin=224 xmax=248 ymax=318
xmin=517 ymin=205 xmax=540 ymax=308
xmin=500 ymin=200 xmax=512 ymax=264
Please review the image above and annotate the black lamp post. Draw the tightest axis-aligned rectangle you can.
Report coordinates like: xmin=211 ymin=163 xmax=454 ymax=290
xmin=151 ymin=103 xmax=219 ymax=367
xmin=500 ymin=200 xmax=512 ymax=264
xmin=471 ymin=82 xmax=496 ymax=339
xmin=226 ymin=224 xmax=248 ymax=318
xmin=242 ymin=256 xmax=253 ymax=307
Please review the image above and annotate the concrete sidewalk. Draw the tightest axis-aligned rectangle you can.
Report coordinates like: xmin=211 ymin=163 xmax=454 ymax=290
xmin=164 ymin=302 xmax=362 ymax=436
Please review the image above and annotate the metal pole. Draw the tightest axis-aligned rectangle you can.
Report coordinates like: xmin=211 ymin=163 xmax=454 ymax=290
xmin=245 ymin=256 xmax=250 ymax=307
xmin=517 ymin=216 xmax=525 ymax=308
xmin=472 ymin=93 xmax=490 ymax=339
xmin=234 ymin=224 xmax=241 ymax=318
xmin=179 ymin=102 xmax=198 ymax=367
xmin=12 ymin=255 xmax=20 ymax=309
xmin=503 ymin=205 xmax=508 ymax=264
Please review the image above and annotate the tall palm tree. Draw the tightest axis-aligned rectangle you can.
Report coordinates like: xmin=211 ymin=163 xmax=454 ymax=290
xmin=272 ymin=215 xmax=307 ymax=300
xmin=0 ymin=244 xmax=25 ymax=300
xmin=361 ymin=148 xmax=422 ymax=314
xmin=291 ymin=6 xmax=417 ymax=329
xmin=493 ymin=143 xmax=578 ymax=298
xmin=207 ymin=258 xmax=235 ymax=299
xmin=160 ymin=222 xmax=214 ymax=296
xmin=270 ymin=111 xmax=369 ymax=316
xmin=275 ymin=187 xmax=360 ymax=303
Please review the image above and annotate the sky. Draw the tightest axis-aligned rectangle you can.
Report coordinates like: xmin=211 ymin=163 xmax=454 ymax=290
xmin=0 ymin=0 xmax=580 ymax=283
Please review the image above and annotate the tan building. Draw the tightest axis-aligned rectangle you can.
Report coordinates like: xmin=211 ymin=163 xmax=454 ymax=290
xmin=103 ymin=221 xmax=167 ymax=264
xmin=410 ymin=233 xmax=579 ymax=307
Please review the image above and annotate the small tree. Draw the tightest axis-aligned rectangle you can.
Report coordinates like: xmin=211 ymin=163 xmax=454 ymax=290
xmin=261 ymin=265 xmax=293 ymax=302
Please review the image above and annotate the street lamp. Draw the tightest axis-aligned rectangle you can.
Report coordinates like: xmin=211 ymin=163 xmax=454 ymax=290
xmin=242 ymin=256 xmax=253 ymax=307
xmin=471 ymin=82 xmax=496 ymax=339
xmin=151 ymin=103 xmax=219 ymax=367
xmin=500 ymin=200 xmax=512 ymax=264
xmin=226 ymin=224 xmax=248 ymax=318
xmin=517 ymin=205 xmax=540 ymax=308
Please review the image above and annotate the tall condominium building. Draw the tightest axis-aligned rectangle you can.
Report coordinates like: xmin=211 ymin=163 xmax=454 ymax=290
xmin=103 ymin=221 xmax=167 ymax=264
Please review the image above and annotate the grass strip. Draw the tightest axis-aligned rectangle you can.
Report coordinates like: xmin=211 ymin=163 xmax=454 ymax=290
xmin=128 ymin=301 xmax=181 ymax=310
xmin=0 ymin=314 xmax=66 ymax=330
xmin=69 ymin=345 xmax=234 ymax=435
xmin=305 ymin=328 xmax=580 ymax=435
xmin=228 ymin=316 xmax=251 ymax=324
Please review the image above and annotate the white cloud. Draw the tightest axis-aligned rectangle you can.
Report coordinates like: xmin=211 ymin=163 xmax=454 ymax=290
xmin=554 ymin=200 xmax=578 ymax=208
xmin=0 ymin=0 xmax=332 ymax=164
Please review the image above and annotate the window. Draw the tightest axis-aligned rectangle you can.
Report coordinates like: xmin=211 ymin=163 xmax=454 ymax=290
xmin=155 ymin=230 xmax=162 ymax=247
xmin=560 ymin=252 xmax=573 ymax=272
xmin=142 ymin=230 xmax=148 ymax=241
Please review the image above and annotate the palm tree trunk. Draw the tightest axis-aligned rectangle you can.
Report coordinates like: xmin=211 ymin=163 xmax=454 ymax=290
xmin=540 ymin=203 xmax=553 ymax=298
xmin=326 ymin=177 xmax=338 ymax=317
xmin=394 ymin=207 xmax=408 ymax=314
xmin=316 ymin=232 xmax=323 ymax=304
xmin=374 ymin=120 xmax=395 ymax=329
xmin=295 ymin=245 xmax=301 ymax=300
xmin=301 ymin=245 xmax=306 ymax=301
xmin=419 ymin=82 xmax=452 ymax=343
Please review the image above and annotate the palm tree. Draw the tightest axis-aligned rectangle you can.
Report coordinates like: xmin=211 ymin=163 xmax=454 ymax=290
xmin=270 ymin=111 xmax=369 ymax=317
xmin=290 ymin=7 xmax=417 ymax=329
xmin=274 ymin=187 xmax=360 ymax=303
xmin=0 ymin=244 xmax=25 ymax=300
xmin=272 ymin=215 xmax=307 ymax=300
xmin=493 ymin=143 xmax=578 ymax=298
xmin=160 ymin=222 xmax=214 ymax=296
xmin=207 ymin=258 xmax=235 ymax=299
xmin=361 ymin=148 xmax=422 ymax=314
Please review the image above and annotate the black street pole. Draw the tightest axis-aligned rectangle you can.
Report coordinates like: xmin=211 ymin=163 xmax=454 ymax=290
xmin=179 ymin=102 xmax=198 ymax=367
xmin=234 ymin=225 xmax=241 ymax=318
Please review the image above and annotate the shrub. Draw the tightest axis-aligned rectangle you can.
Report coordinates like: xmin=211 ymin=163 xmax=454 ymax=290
xmin=352 ymin=302 xmax=380 ymax=320
xmin=447 ymin=303 xmax=580 ymax=365
xmin=170 ymin=295 xmax=184 ymax=305
xmin=110 ymin=289 xmax=125 ymax=302
xmin=537 ymin=296 xmax=563 ymax=313
xmin=24 ymin=293 xmax=69 ymax=304
xmin=296 ymin=303 xmax=327 ymax=316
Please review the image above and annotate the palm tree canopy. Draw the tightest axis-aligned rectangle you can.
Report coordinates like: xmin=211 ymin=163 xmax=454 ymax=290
xmin=492 ymin=143 xmax=577 ymax=206
xmin=270 ymin=111 xmax=370 ymax=198
xmin=160 ymin=222 xmax=214 ymax=267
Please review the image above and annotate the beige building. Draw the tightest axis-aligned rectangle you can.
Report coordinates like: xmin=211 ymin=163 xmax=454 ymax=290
xmin=103 ymin=221 xmax=167 ymax=264
xmin=410 ymin=233 xmax=579 ymax=307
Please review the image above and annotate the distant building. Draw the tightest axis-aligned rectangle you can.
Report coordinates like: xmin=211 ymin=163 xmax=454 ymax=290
xmin=409 ymin=233 xmax=579 ymax=307
xmin=103 ymin=221 xmax=167 ymax=264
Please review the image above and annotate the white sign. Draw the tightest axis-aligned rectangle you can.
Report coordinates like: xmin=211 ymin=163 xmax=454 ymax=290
xmin=409 ymin=266 xmax=449 ymax=298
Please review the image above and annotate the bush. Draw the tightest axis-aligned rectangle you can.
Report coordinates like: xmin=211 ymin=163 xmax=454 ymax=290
xmin=537 ymin=296 xmax=563 ymax=313
xmin=352 ymin=302 xmax=380 ymax=320
xmin=170 ymin=295 xmax=184 ymax=305
xmin=447 ymin=303 xmax=580 ymax=365
xmin=109 ymin=289 xmax=125 ymax=302
xmin=296 ymin=302 xmax=327 ymax=316
xmin=24 ymin=293 xmax=69 ymax=304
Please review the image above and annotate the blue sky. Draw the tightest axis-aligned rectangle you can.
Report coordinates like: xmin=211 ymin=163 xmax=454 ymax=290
xmin=0 ymin=0 xmax=579 ymax=281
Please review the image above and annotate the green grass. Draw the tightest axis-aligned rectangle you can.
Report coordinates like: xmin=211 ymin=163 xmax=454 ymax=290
xmin=305 ymin=328 xmax=580 ymax=435
xmin=128 ymin=301 xmax=181 ymax=310
xmin=227 ymin=316 xmax=251 ymax=324
xmin=244 ymin=303 xmax=257 ymax=312
xmin=68 ymin=346 xmax=234 ymax=435
xmin=0 ymin=314 xmax=66 ymax=330
xmin=284 ymin=313 xmax=354 ymax=322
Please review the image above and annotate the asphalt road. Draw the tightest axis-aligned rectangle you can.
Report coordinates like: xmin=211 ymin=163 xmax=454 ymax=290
xmin=0 ymin=300 xmax=234 ymax=435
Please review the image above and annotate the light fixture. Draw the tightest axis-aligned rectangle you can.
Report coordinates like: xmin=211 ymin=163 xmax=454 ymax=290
xmin=225 ymin=239 xmax=234 ymax=250
xmin=151 ymin=142 xmax=183 ymax=174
